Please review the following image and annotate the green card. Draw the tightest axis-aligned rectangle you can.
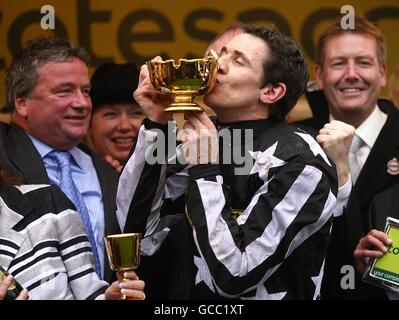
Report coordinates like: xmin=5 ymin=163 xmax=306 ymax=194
xmin=369 ymin=224 xmax=399 ymax=286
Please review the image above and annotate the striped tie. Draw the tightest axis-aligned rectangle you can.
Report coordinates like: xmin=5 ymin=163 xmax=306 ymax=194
xmin=348 ymin=134 xmax=364 ymax=185
xmin=49 ymin=151 xmax=102 ymax=277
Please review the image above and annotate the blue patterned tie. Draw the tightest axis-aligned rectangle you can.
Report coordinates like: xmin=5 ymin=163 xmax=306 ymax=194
xmin=49 ymin=151 xmax=101 ymax=277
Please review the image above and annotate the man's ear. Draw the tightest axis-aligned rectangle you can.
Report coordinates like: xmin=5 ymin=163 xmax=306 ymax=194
xmin=380 ymin=63 xmax=387 ymax=88
xmin=260 ymin=83 xmax=286 ymax=105
xmin=14 ymin=97 xmax=28 ymax=118
xmin=315 ymin=64 xmax=324 ymax=90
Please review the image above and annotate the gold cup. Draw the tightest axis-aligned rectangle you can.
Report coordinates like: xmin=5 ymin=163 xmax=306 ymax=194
xmin=146 ymin=49 xmax=219 ymax=113
xmin=104 ymin=233 xmax=142 ymax=300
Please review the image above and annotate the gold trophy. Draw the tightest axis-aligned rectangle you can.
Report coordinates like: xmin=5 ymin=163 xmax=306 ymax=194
xmin=146 ymin=49 xmax=219 ymax=124
xmin=104 ymin=233 xmax=142 ymax=300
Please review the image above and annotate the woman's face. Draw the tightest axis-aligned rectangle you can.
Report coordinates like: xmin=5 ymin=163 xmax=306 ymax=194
xmin=90 ymin=103 xmax=145 ymax=162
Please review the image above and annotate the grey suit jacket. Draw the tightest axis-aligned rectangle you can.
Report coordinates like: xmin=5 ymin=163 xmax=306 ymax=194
xmin=0 ymin=122 xmax=120 ymax=283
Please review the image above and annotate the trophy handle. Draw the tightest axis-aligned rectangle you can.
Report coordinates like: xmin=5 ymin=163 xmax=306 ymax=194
xmin=204 ymin=50 xmax=219 ymax=94
xmin=206 ymin=49 xmax=218 ymax=60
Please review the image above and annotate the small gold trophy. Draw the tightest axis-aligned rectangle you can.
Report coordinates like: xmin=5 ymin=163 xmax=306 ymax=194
xmin=146 ymin=50 xmax=219 ymax=115
xmin=104 ymin=233 xmax=142 ymax=300
xmin=0 ymin=265 xmax=23 ymax=300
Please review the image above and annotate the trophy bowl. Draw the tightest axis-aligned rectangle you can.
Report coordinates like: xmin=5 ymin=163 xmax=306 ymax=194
xmin=146 ymin=49 xmax=219 ymax=112
xmin=104 ymin=233 xmax=142 ymax=300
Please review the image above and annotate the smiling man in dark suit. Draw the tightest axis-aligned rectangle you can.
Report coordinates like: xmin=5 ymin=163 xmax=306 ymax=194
xmin=297 ymin=16 xmax=399 ymax=299
xmin=0 ymin=37 xmax=120 ymax=284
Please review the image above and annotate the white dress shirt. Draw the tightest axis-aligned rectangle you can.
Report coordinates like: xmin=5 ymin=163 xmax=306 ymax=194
xmin=330 ymin=105 xmax=387 ymax=217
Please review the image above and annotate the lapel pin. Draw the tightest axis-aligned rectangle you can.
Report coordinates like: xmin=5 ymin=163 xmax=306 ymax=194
xmin=387 ymin=157 xmax=399 ymax=175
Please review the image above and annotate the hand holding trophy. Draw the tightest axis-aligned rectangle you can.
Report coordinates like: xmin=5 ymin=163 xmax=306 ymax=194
xmin=104 ymin=233 xmax=143 ymax=300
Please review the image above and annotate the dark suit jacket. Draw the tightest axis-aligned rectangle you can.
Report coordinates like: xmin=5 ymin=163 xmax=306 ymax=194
xmin=298 ymin=90 xmax=330 ymax=132
xmin=369 ymin=183 xmax=399 ymax=231
xmin=356 ymin=181 xmax=399 ymax=300
xmin=137 ymin=213 xmax=195 ymax=300
xmin=296 ymin=93 xmax=399 ymax=299
xmin=0 ymin=122 xmax=120 ymax=283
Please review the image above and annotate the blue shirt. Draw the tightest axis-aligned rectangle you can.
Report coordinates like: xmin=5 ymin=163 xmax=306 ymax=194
xmin=28 ymin=134 xmax=105 ymax=279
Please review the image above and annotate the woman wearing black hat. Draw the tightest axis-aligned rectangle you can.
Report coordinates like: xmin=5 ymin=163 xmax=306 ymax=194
xmin=89 ymin=63 xmax=145 ymax=171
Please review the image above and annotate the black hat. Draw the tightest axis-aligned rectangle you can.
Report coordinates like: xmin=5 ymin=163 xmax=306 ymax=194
xmin=90 ymin=62 xmax=140 ymax=110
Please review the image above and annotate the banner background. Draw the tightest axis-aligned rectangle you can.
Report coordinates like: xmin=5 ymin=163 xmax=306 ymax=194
xmin=1 ymin=0 xmax=398 ymax=112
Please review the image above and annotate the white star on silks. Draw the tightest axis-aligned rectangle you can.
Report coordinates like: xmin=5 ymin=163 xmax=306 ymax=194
xmin=249 ymin=142 xmax=287 ymax=181
xmin=311 ymin=260 xmax=325 ymax=300
xmin=241 ymin=284 xmax=287 ymax=300
xmin=295 ymin=132 xmax=332 ymax=167
xmin=194 ymin=256 xmax=215 ymax=293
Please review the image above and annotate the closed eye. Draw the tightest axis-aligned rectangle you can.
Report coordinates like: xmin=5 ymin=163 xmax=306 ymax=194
xmin=233 ymin=58 xmax=244 ymax=65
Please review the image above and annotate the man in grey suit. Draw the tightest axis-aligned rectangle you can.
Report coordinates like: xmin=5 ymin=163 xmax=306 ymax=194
xmin=0 ymin=37 xmax=120 ymax=284
xmin=297 ymin=16 xmax=399 ymax=299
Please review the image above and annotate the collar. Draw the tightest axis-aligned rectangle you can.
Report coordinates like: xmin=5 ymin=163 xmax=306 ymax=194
xmin=355 ymin=106 xmax=387 ymax=148
xmin=215 ymin=118 xmax=275 ymax=138
xmin=330 ymin=105 xmax=387 ymax=148
xmin=27 ymin=133 xmax=85 ymax=170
